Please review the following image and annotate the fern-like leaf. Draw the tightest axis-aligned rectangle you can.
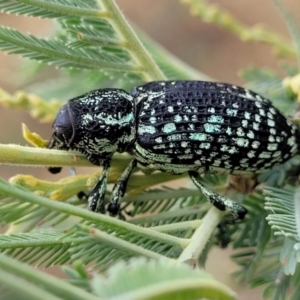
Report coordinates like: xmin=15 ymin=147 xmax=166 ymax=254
xmin=264 ymin=186 xmax=300 ymax=241
xmin=0 ymin=0 xmax=102 ymax=18
xmin=0 ymin=26 xmax=138 ymax=71
xmin=0 ymin=0 xmax=165 ymax=81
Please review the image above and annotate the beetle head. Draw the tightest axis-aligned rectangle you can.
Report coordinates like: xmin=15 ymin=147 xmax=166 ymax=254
xmin=48 ymin=89 xmax=136 ymax=171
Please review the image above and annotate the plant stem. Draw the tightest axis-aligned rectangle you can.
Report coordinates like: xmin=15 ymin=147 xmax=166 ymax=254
xmin=0 ymin=269 xmax=61 ymax=300
xmin=0 ymin=254 xmax=99 ymax=300
xmin=79 ymin=224 xmax=173 ymax=260
xmin=0 ymin=144 xmax=92 ymax=167
xmin=177 ymin=207 xmax=225 ymax=264
xmin=101 ymin=0 xmax=166 ymax=81
xmin=151 ymin=220 xmax=202 ymax=233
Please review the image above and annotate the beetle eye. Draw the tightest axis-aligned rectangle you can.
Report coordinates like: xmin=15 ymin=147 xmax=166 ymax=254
xmin=53 ymin=104 xmax=74 ymax=146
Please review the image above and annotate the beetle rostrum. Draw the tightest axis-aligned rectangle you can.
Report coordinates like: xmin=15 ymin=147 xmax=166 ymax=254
xmin=48 ymin=81 xmax=300 ymax=222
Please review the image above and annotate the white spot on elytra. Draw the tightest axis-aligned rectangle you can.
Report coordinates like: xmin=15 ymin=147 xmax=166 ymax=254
xmin=270 ymin=128 xmax=276 ymax=135
xmin=267 ymin=119 xmax=275 ymax=127
xmin=255 ymin=101 xmax=262 ymax=108
xmin=189 ymin=133 xmax=209 ymax=141
xmin=208 ymin=115 xmax=224 ymax=123
xmin=253 ymin=122 xmax=260 ymax=130
xmin=174 ymin=115 xmax=182 ymax=122
xmin=272 ymin=151 xmax=281 ymax=157
xmin=288 ymin=136 xmax=295 ymax=146
xmin=252 ymin=141 xmax=260 ymax=149
xmin=237 ymin=128 xmax=245 ymax=137
xmin=150 ymin=117 xmax=156 ymax=124
xmin=255 ymin=114 xmax=261 ymax=122
xmin=242 ymin=120 xmax=248 ymax=127
xmin=268 ymin=135 xmax=275 ymax=142
xmin=188 ymin=124 xmax=195 ymax=130
xmin=259 ymin=152 xmax=271 ymax=158
xmin=244 ymin=112 xmax=251 ymax=120
xmin=200 ymin=143 xmax=211 ymax=149
xmin=226 ymin=127 xmax=233 ymax=135
xmin=191 ymin=115 xmax=197 ymax=121
xmin=259 ymin=109 xmax=266 ymax=116
xmin=167 ymin=106 xmax=174 ymax=113
xmin=226 ymin=108 xmax=238 ymax=116
xmin=163 ymin=123 xmax=176 ymax=133
xmin=204 ymin=123 xmax=221 ymax=133
xmin=247 ymin=150 xmax=256 ymax=158
xmin=228 ymin=146 xmax=238 ymax=154
xmin=267 ymin=143 xmax=278 ymax=151
xmin=138 ymin=125 xmax=156 ymax=134
xmin=247 ymin=130 xmax=254 ymax=139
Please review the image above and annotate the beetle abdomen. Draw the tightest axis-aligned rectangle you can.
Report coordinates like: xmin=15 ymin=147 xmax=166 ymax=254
xmin=133 ymin=81 xmax=300 ymax=174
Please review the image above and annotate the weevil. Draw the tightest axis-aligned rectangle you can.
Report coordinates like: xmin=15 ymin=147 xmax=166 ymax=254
xmin=48 ymin=81 xmax=300 ymax=220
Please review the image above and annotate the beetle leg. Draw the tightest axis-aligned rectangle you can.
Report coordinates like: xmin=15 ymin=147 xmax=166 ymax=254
xmin=189 ymin=171 xmax=247 ymax=222
xmin=107 ymin=159 xmax=137 ymax=216
xmin=88 ymin=159 xmax=111 ymax=213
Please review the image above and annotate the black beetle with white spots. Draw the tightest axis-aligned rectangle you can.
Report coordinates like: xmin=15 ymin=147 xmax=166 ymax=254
xmin=48 ymin=81 xmax=300 ymax=223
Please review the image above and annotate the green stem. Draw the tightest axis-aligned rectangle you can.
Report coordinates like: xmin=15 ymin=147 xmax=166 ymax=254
xmin=0 ymin=143 xmax=92 ymax=167
xmin=101 ymin=0 xmax=166 ymax=81
xmin=0 ymin=179 xmax=187 ymax=248
xmin=151 ymin=220 xmax=202 ymax=233
xmin=0 ymin=269 xmax=61 ymax=300
xmin=0 ymin=254 xmax=99 ymax=300
xmin=79 ymin=224 xmax=173 ymax=260
xmin=177 ymin=207 xmax=225 ymax=264
xmin=0 ymin=233 xmax=88 ymax=250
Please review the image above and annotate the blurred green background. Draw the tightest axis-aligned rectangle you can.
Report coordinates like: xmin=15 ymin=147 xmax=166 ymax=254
xmin=0 ymin=1 xmax=299 ymax=298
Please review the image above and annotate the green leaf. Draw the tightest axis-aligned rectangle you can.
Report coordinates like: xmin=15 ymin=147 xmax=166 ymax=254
xmin=90 ymin=258 xmax=236 ymax=300
xmin=0 ymin=0 xmax=165 ymax=81
xmin=279 ymin=237 xmax=300 ymax=275
xmin=264 ymin=186 xmax=300 ymax=241
xmin=0 ymin=26 xmax=139 ymax=71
